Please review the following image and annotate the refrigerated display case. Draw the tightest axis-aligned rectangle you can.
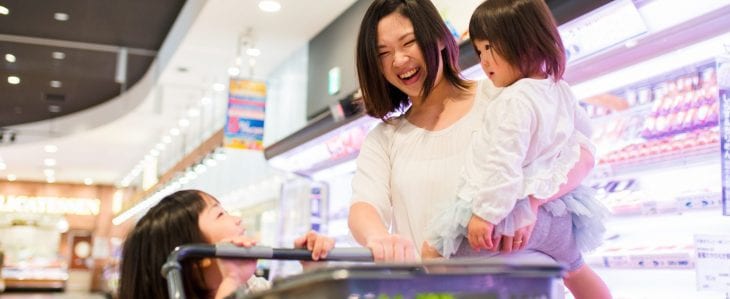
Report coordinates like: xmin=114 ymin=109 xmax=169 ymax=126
xmin=558 ymin=1 xmax=730 ymax=298
xmin=264 ymin=0 xmax=730 ymax=297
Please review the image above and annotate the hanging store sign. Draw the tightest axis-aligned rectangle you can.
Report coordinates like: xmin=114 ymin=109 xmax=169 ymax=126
xmin=719 ymin=56 xmax=730 ymax=217
xmin=559 ymin=0 xmax=647 ymax=63
xmin=225 ymin=79 xmax=267 ymax=151
xmin=0 ymin=195 xmax=100 ymax=215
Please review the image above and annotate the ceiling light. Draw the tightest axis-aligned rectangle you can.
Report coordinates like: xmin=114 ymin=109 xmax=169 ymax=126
xmin=54 ymin=12 xmax=69 ymax=21
xmin=187 ymin=108 xmax=200 ymax=118
xmin=7 ymin=174 xmax=16 ymax=181
xmin=7 ymin=76 xmax=20 ymax=85
xmin=47 ymin=177 xmax=56 ymax=183
xmin=44 ymin=145 xmax=58 ymax=153
xmin=227 ymin=66 xmax=241 ymax=76
xmin=213 ymin=83 xmax=225 ymax=91
xmin=200 ymin=97 xmax=212 ymax=106
xmin=169 ymin=128 xmax=181 ymax=136
xmin=52 ymin=51 xmax=65 ymax=60
xmin=44 ymin=158 xmax=57 ymax=167
xmin=84 ymin=178 xmax=93 ymax=185
xmin=44 ymin=169 xmax=55 ymax=176
xmin=50 ymin=80 xmax=62 ymax=88
xmin=150 ymin=149 xmax=160 ymax=156
xmin=5 ymin=53 xmax=15 ymax=63
xmin=178 ymin=118 xmax=190 ymax=127
xmin=0 ymin=5 xmax=8 ymax=15
xmin=258 ymin=0 xmax=281 ymax=12
xmin=246 ymin=48 xmax=261 ymax=57
xmin=155 ymin=143 xmax=165 ymax=150
xmin=162 ymin=136 xmax=172 ymax=144
xmin=0 ymin=162 xmax=6 ymax=170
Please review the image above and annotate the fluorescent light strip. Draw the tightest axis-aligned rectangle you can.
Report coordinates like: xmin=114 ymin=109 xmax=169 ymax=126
xmin=571 ymin=32 xmax=730 ymax=99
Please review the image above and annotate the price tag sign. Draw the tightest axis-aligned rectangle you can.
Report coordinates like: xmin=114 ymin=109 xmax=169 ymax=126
xmin=695 ymin=234 xmax=730 ymax=292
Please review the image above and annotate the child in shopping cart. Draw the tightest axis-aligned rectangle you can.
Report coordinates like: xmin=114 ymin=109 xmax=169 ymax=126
xmin=118 ymin=189 xmax=335 ymax=299
xmin=422 ymin=1 xmax=611 ymax=298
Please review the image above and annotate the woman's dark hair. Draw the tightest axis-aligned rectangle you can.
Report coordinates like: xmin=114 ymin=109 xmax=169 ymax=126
xmin=469 ymin=0 xmax=565 ymax=81
xmin=118 ymin=190 xmax=211 ymax=299
xmin=356 ymin=0 xmax=469 ymax=121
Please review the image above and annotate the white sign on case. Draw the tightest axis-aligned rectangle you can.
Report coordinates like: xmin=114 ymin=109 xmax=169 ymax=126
xmin=694 ymin=234 xmax=730 ymax=292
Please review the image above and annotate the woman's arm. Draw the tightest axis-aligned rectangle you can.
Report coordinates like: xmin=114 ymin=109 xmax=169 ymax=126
xmin=349 ymin=202 xmax=415 ymax=262
xmin=349 ymin=202 xmax=390 ymax=246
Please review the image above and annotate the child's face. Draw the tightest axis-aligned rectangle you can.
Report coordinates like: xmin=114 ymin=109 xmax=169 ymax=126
xmin=198 ymin=194 xmax=245 ymax=243
xmin=473 ymin=39 xmax=521 ymax=87
xmin=376 ymin=12 xmax=443 ymax=99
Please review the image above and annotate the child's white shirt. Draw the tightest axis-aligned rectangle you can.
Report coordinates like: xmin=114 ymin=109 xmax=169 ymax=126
xmin=461 ymin=77 xmax=594 ymax=224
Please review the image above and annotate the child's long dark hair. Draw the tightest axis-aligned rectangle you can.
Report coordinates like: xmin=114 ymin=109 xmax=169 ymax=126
xmin=118 ymin=190 xmax=210 ymax=299
xmin=469 ymin=0 xmax=565 ymax=81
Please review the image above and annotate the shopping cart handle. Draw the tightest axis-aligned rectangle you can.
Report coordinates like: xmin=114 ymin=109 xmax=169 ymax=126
xmin=216 ymin=243 xmax=374 ymax=262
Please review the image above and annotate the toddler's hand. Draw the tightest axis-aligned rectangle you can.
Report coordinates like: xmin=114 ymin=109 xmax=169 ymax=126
xmin=293 ymin=230 xmax=335 ymax=261
xmin=467 ymin=214 xmax=495 ymax=251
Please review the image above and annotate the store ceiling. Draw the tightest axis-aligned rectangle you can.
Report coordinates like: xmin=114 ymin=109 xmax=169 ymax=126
xmin=0 ymin=0 xmax=357 ymax=185
xmin=0 ymin=0 xmax=185 ymax=127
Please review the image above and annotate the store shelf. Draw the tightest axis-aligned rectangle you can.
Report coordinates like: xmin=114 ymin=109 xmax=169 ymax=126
xmin=597 ymin=138 xmax=719 ymax=177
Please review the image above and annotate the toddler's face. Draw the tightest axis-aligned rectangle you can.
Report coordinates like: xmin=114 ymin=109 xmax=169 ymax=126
xmin=473 ymin=39 xmax=521 ymax=87
xmin=198 ymin=194 xmax=245 ymax=243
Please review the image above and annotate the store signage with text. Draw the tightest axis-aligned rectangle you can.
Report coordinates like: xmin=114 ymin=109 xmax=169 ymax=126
xmin=224 ymin=79 xmax=267 ymax=151
xmin=0 ymin=195 xmax=100 ymax=215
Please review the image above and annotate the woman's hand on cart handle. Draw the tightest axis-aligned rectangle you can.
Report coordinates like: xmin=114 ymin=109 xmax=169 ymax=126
xmin=365 ymin=233 xmax=416 ymax=262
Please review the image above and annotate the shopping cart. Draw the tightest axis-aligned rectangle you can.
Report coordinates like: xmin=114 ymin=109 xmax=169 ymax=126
xmin=162 ymin=244 xmax=565 ymax=299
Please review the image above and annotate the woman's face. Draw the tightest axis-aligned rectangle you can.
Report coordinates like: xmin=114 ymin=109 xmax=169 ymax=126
xmin=376 ymin=12 xmax=442 ymax=99
xmin=198 ymin=193 xmax=244 ymax=243
xmin=473 ymin=39 xmax=521 ymax=87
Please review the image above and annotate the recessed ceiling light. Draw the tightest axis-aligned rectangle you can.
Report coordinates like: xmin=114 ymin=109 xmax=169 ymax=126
xmin=50 ymin=80 xmax=62 ymax=88
xmin=155 ymin=143 xmax=166 ymax=150
xmin=44 ymin=158 xmax=57 ymax=167
xmin=246 ymin=48 xmax=261 ymax=57
xmin=5 ymin=53 xmax=15 ymax=63
xmin=54 ymin=12 xmax=69 ymax=21
xmin=84 ymin=178 xmax=93 ymax=185
xmin=7 ymin=76 xmax=20 ymax=85
xmin=7 ymin=174 xmax=17 ymax=181
xmin=227 ymin=66 xmax=241 ymax=76
xmin=0 ymin=5 xmax=9 ymax=15
xmin=258 ymin=0 xmax=281 ymax=12
xmin=52 ymin=51 xmax=66 ymax=60
xmin=44 ymin=145 xmax=58 ymax=153
xmin=162 ymin=135 xmax=172 ymax=144
xmin=187 ymin=108 xmax=200 ymax=118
